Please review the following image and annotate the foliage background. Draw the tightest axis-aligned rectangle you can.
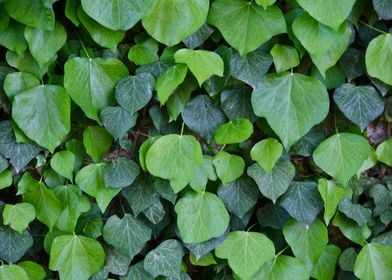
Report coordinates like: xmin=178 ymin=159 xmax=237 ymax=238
xmin=0 ymin=0 xmax=391 ymax=279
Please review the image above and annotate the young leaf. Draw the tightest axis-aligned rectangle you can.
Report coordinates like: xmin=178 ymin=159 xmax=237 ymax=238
xmin=16 ymin=261 xmax=45 ymax=280
xmin=156 ymin=64 xmax=188 ymax=105
xmin=255 ymin=0 xmax=277 ymax=10
xmin=253 ymin=255 xmax=309 ymax=280
xmin=250 ymin=138 xmax=283 ymax=173
xmin=83 ymin=126 xmax=113 ymax=163
xmin=270 ymin=44 xmax=300 ymax=73
xmin=354 ymin=243 xmax=392 ymax=280
xmin=0 ymin=169 xmax=13 ymax=190
xmin=366 ymin=34 xmax=392 ymax=86
xmin=128 ymin=38 xmax=159 ymax=65
xmin=104 ymin=157 xmax=140 ymax=188
xmin=50 ymin=151 xmax=75 ymax=181
xmin=251 ymin=72 xmax=329 ymax=150
xmin=213 ymin=151 xmax=245 ymax=185
xmin=214 ymin=118 xmax=253 ymax=144
xmin=376 ymin=139 xmax=392 ymax=166
xmin=215 ymin=231 xmax=275 ymax=280
xmin=2 ymin=203 xmax=36 ymax=233
xmin=0 ymin=225 xmax=33 ymax=263
xmin=0 ymin=265 xmax=28 ymax=280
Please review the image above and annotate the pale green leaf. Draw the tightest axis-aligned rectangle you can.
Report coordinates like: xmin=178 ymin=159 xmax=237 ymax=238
xmin=311 ymin=245 xmax=341 ymax=280
xmin=167 ymin=79 xmax=197 ymax=122
xmin=214 ymin=118 xmax=253 ymax=144
xmin=253 ymin=255 xmax=309 ymax=280
xmin=83 ymin=126 xmax=113 ymax=163
xmin=128 ymin=38 xmax=159 ymax=65
xmin=354 ymin=243 xmax=392 ymax=280
xmin=0 ymin=169 xmax=13 ymax=190
xmin=2 ymin=203 xmax=36 ymax=233
xmin=190 ymin=252 xmax=216 ymax=266
xmin=376 ymin=139 xmax=392 ymax=166
xmin=250 ymin=138 xmax=283 ymax=173
xmin=270 ymin=44 xmax=300 ymax=73
xmin=255 ymin=0 xmax=277 ymax=10
xmin=0 ymin=21 xmax=27 ymax=57
xmin=190 ymin=155 xmax=217 ymax=192
xmin=0 ymin=265 xmax=28 ymax=280
xmin=213 ymin=151 xmax=245 ymax=185
xmin=50 ymin=151 xmax=75 ymax=181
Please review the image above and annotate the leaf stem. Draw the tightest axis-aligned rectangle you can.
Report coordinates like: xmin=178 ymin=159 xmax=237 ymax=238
xmin=75 ymin=31 xmax=91 ymax=59
xmin=276 ymin=245 xmax=289 ymax=257
xmin=358 ymin=20 xmax=388 ymax=34
xmin=219 ymin=144 xmax=226 ymax=152
xmin=180 ymin=122 xmax=185 ymax=136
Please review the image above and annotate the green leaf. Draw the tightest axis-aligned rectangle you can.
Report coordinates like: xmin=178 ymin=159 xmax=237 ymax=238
xmin=12 ymin=85 xmax=70 ymax=152
xmin=0 ymin=155 xmax=8 ymax=173
xmin=190 ymin=155 xmax=217 ymax=192
xmin=115 ymin=73 xmax=155 ymax=115
xmin=367 ymin=34 xmax=392 ymax=86
xmin=142 ymin=0 xmax=209 ymax=46
xmin=376 ymin=139 xmax=392 ymax=166
xmin=100 ymin=106 xmax=137 ymax=140
xmin=214 ymin=118 xmax=253 ymax=144
xmin=339 ymin=247 xmax=358 ymax=272
xmin=24 ymin=22 xmax=67 ymax=67
xmin=83 ymin=126 xmax=113 ymax=163
xmin=175 ymin=191 xmax=229 ymax=243
xmin=0 ymin=225 xmax=33 ymax=263
xmin=156 ymin=64 xmax=188 ymax=105
xmin=145 ymin=134 xmax=203 ymax=192
xmin=0 ymin=265 xmax=28 ymax=280
xmin=220 ymin=85 xmax=257 ymax=123
xmin=128 ymin=38 xmax=159 ymax=65
xmin=104 ymin=157 xmax=140 ymax=188
xmin=6 ymin=50 xmax=54 ymax=79
xmin=0 ymin=169 xmax=13 ymax=190
xmin=144 ymin=239 xmax=184 ymax=278
xmin=174 ymin=49 xmax=224 ymax=86
xmin=338 ymin=198 xmax=372 ymax=226
xmin=280 ymin=181 xmax=324 ymax=225
xmin=3 ymin=72 xmax=40 ymax=102
xmin=122 ymin=262 xmax=154 ymax=280
xmin=75 ymin=163 xmax=120 ymax=212
xmin=208 ymin=0 xmax=286 ymax=56
xmin=354 ymin=243 xmax=392 ymax=280
xmin=257 ymin=203 xmax=290 ymax=230
xmin=217 ymin=176 xmax=259 ymax=218
xmin=2 ymin=203 xmax=36 ymax=233
xmin=49 ymin=235 xmax=105 ymax=280
xmin=313 ymin=133 xmax=371 ymax=185
xmin=185 ymin=232 xmax=228 ymax=261
xmin=317 ymin=179 xmax=349 ymax=225
xmin=4 ymin=0 xmax=55 ymax=30
xmin=213 ymin=151 xmax=245 ymax=185
xmin=166 ymin=78 xmax=197 ymax=122
xmin=215 ymin=231 xmax=275 ymax=280
xmin=18 ymin=261 xmax=46 ymax=280
xmin=190 ymin=252 xmax=216 ymax=266
xmin=270 ymin=44 xmax=300 ymax=73
xmin=334 ymin=84 xmax=384 ymax=131
xmin=332 ymin=211 xmax=371 ymax=246
xmin=283 ymin=219 xmax=328 ymax=271
xmin=311 ymin=245 xmax=341 ymax=280
xmin=94 ymin=247 xmax=131 ymax=278
xmin=50 ymin=151 xmax=75 ymax=181
xmin=64 ymin=57 xmax=128 ymax=122
xmin=0 ymin=21 xmax=27 ymax=57
xmin=81 ymin=0 xmax=153 ymax=30
xmin=250 ymin=138 xmax=283 ymax=173
xmin=255 ymin=0 xmax=277 ymax=9
xmin=373 ymin=0 xmax=392 ymax=20
xmin=247 ymin=159 xmax=295 ymax=203
xmin=253 ymin=255 xmax=309 ymax=280
xmin=103 ymin=214 xmax=151 ymax=259
xmin=296 ymin=0 xmax=356 ymax=29
xmin=183 ymin=24 xmax=214 ymax=49
xmin=251 ymin=72 xmax=329 ymax=149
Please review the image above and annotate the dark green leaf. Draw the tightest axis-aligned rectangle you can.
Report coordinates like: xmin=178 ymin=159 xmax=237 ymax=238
xmin=0 ymin=225 xmax=33 ymax=263
xmin=104 ymin=157 xmax=140 ymax=189
xmin=100 ymin=106 xmax=137 ymax=139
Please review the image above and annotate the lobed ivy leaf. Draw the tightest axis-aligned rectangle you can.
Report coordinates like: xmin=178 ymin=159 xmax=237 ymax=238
xmin=121 ymin=262 xmax=153 ymax=280
xmin=184 ymin=231 xmax=228 ymax=261
xmin=338 ymin=198 xmax=372 ymax=227
xmin=104 ymin=157 xmax=140 ymax=189
xmin=183 ymin=24 xmax=214 ymax=49
xmin=257 ymin=203 xmax=291 ymax=230
xmin=100 ymin=106 xmax=137 ymax=140
xmin=373 ymin=0 xmax=392 ymax=20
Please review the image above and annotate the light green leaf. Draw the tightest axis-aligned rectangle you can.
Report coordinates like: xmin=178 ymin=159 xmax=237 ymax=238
xmin=213 ymin=151 xmax=245 ymax=185
xmin=2 ymin=203 xmax=36 ymax=233
xmin=174 ymin=49 xmax=224 ymax=86
xmin=144 ymin=239 xmax=184 ymax=278
xmin=311 ymin=245 xmax=341 ymax=280
xmin=332 ymin=212 xmax=371 ymax=246
xmin=247 ymin=159 xmax=295 ymax=203
xmin=142 ymin=0 xmax=209 ymax=46
xmin=24 ymin=22 xmax=67 ymax=67
xmin=115 ymin=73 xmax=155 ymax=115
xmin=208 ymin=0 xmax=286 ymax=56
xmin=156 ymin=64 xmax=188 ymax=105
xmin=104 ymin=157 xmax=140 ymax=188
xmin=0 ymin=265 xmax=28 ymax=280
xmin=313 ymin=133 xmax=371 ymax=185
xmin=3 ymin=72 xmax=40 ymax=102
xmin=376 ymin=139 xmax=392 ymax=166
xmin=128 ymin=38 xmax=159 ymax=65
xmin=270 ymin=44 xmax=300 ymax=73
xmin=64 ymin=57 xmax=128 ymax=122
xmin=215 ymin=231 xmax=275 ymax=280
xmin=81 ymin=0 xmax=153 ymax=30
xmin=334 ymin=84 xmax=384 ymax=131
xmin=283 ymin=219 xmax=328 ymax=271
xmin=0 ymin=225 xmax=33 ymax=263
xmin=50 ymin=151 xmax=75 ymax=181
xmin=190 ymin=155 xmax=217 ymax=192
xmin=214 ymin=118 xmax=253 ymax=144
xmin=296 ymin=0 xmax=356 ymax=29
xmin=250 ymin=138 xmax=283 ymax=173
xmin=0 ymin=169 xmax=13 ymax=190
xmin=12 ymin=85 xmax=70 ymax=152
xmin=175 ymin=191 xmax=229 ymax=243
xmin=49 ymin=235 xmax=105 ymax=280
xmin=338 ymin=198 xmax=372 ymax=226
xmin=251 ymin=72 xmax=329 ymax=150
xmin=103 ymin=214 xmax=151 ymax=259
xmin=255 ymin=0 xmax=277 ymax=9
xmin=145 ymin=134 xmax=203 ymax=192
xmin=317 ymin=179 xmax=349 ymax=225
xmin=18 ymin=261 xmax=46 ymax=280
xmin=354 ymin=243 xmax=392 ymax=280
xmin=100 ymin=106 xmax=137 ymax=139
xmin=83 ymin=126 xmax=113 ymax=163
xmin=253 ymin=255 xmax=309 ymax=280
xmin=75 ymin=163 xmax=120 ymax=212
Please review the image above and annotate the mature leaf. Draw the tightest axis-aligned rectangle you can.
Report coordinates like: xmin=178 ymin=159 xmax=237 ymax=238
xmin=311 ymin=245 xmax=341 ymax=280
xmin=182 ymin=95 xmax=226 ymax=142
xmin=220 ymin=85 xmax=257 ymax=123
xmin=145 ymin=134 xmax=203 ymax=192
xmin=142 ymin=0 xmax=209 ymax=46
xmin=175 ymin=191 xmax=229 ymax=243
xmin=49 ymin=235 xmax=105 ymax=280
xmin=92 ymin=247 xmax=131 ymax=278
xmin=81 ymin=0 xmax=153 ymax=30
xmin=217 ymin=176 xmax=259 ymax=218
xmin=215 ymin=231 xmax=275 ymax=280
xmin=214 ymin=118 xmax=253 ymax=144
xmin=376 ymin=139 xmax=392 ymax=166
xmin=250 ymin=138 xmax=283 ymax=173
xmin=105 ymin=158 xmax=140 ymax=190
xmin=366 ymin=34 xmax=392 ymax=86
xmin=0 ymin=265 xmax=28 ymax=280
xmin=183 ymin=24 xmax=214 ymax=49
xmin=332 ymin=212 xmax=371 ymax=246
xmin=334 ymin=84 xmax=384 ymax=130
xmin=283 ymin=219 xmax=328 ymax=271
xmin=247 ymin=159 xmax=295 ymax=203
xmin=144 ymin=239 xmax=184 ymax=278
xmin=296 ymin=0 xmax=356 ymax=29
xmin=339 ymin=247 xmax=358 ymax=271
xmin=121 ymin=262 xmax=153 ymax=280
xmin=213 ymin=151 xmax=245 ymax=185
xmin=2 ymin=203 xmax=36 ymax=233
xmin=6 ymin=50 xmax=54 ymax=79
xmin=208 ymin=0 xmax=286 ymax=56
xmin=354 ymin=243 xmax=392 ymax=280
xmin=103 ymin=214 xmax=151 ymax=259
xmin=50 ymin=151 xmax=75 ymax=181
xmin=256 ymin=0 xmax=277 ymax=9
xmin=3 ymin=72 xmax=40 ymax=102
xmin=338 ymin=198 xmax=372 ymax=226
xmin=0 ymin=225 xmax=33 ymax=263
xmin=270 ymin=44 xmax=300 ymax=73
xmin=339 ymin=48 xmax=366 ymax=82
xmin=143 ymin=200 xmax=165 ymax=224
xmin=115 ymin=73 xmax=155 ymax=115
xmin=12 ymin=85 xmax=70 ymax=152
xmin=156 ymin=64 xmax=188 ymax=105
xmin=257 ymin=203 xmax=290 ymax=229
xmin=64 ymin=57 xmax=128 ymax=122
xmin=373 ymin=0 xmax=392 ymax=20
xmin=17 ymin=261 xmax=45 ymax=280
xmin=0 ymin=21 xmax=27 ymax=57
xmin=291 ymin=125 xmax=325 ymax=156
xmin=83 ymin=126 xmax=113 ymax=163
xmin=0 ymin=155 xmax=8 ymax=173
xmin=253 ymin=255 xmax=309 ymax=280
xmin=100 ymin=106 xmax=137 ymax=139
xmin=185 ymin=232 xmax=228 ymax=261
xmin=313 ymin=133 xmax=371 ymax=185
xmin=251 ymin=72 xmax=329 ymax=149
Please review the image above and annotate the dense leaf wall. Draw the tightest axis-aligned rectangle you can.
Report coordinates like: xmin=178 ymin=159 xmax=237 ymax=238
xmin=0 ymin=0 xmax=391 ymax=279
